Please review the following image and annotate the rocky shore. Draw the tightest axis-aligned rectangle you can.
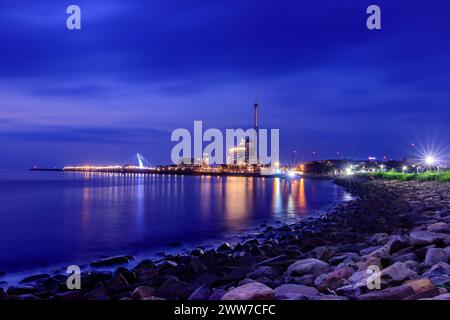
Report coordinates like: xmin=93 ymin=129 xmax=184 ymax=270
xmin=1 ymin=177 xmax=450 ymax=301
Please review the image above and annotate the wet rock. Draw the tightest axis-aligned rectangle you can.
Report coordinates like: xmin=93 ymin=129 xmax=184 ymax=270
xmin=90 ymin=255 xmax=134 ymax=267
xmin=422 ymin=262 xmax=450 ymax=283
xmin=157 ymin=280 xmax=196 ymax=300
xmin=209 ymin=289 xmax=227 ymax=300
xmin=274 ymin=284 xmax=318 ymax=300
xmin=136 ymin=268 xmax=159 ymax=282
xmin=188 ymin=284 xmax=212 ymax=300
xmin=217 ymin=243 xmax=232 ymax=252
xmin=7 ymin=286 xmax=36 ymax=295
xmin=132 ymin=286 xmax=156 ymax=300
xmin=51 ymin=290 xmax=83 ymax=300
xmin=381 ymin=262 xmax=416 ymax=284
xmin=428 ymin=222 xmax=450 ymax=234
xmin=403 ymin=278 xmax=434 ymax=293
xmin=357 ymin=284 xmax=415 ymax=300
xmin=424 ymin=248 xmax=449 ymax=267
xmin=81 ymin=271 xmax=113 ymax=289
xmin=114 ymin=267 xmax=137 ymax=284
xmin=135 ymin=259 xmax=156 ymax=269
xmin=287 ymin=258 xmax=330 ymax=277
xmin=221 ymin=282 xmax=274 ymax=300
xmin=315 ymin=265 xmax=354 ymax=291
xmin=107 ymin=273 xmax=129 ymax=293
xmin=404 ymin=287 xmax=447 ymax=300
xmin=311 ymin=246 xmax=337 ymax=262
xmin=391 ymin=253 xmax=418 ymax=264
xmin=83 ymin=286 xmax=109 ymax=300
xmin=409 ymin=231 xmax=447 ymax=247
xmin=247 ymin=266 xmax=281 ymax=280
xmin=432 ymin=293 xmax=450 ymax=300
xmin=190 ymin=248 xmax=204 ymax=257
xmin=19 ymin=273 xmax=50 ymax=284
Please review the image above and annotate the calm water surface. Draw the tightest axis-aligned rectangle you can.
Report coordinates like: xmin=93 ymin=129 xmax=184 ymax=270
xmin=0 ymin=171 xmax=352 ymax=275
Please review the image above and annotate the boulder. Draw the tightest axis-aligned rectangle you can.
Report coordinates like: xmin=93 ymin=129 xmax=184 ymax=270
xmin=221 ymin=282 xmax=274 ymax=300
xmin=132 ymin=286 xmax=155 ymax=300
xmin=209 ymin=289 xmax=227 ymax=300
xmin=404 ymin=287 xmax=447 ymax=300
xmin=432 ymin=293 xmax=450 ymax=300
xmin=381 ymin=262 xmax=416 ymax=284
xmin=274 ymin=284 xmax=318 ymax=300
xmin=424 ymin=248 xmax=449 ymax=267
xmin=287 ymin=258 xmax=330 ymax=277
xmin=7 ymin=286 xmax=36 ymax=295
xmin=357 ymin=284 xmax=415 ymax=300
xmin=409 ymin=231 xmax=447 ymax=247
xmin=107 ymin=273 xmax=129 ymax=293
xmin=403 ymin=278 xmax=434 ymax=293
xmin=428 ymin=222 xmax=450 ymax=234
xmin=188 ymin=284 xmax=212 ymax=300
xmin=247 ymin=266 xmax=281 ymax=279
xmin=19 ymin=274 xmax=50 ymax=284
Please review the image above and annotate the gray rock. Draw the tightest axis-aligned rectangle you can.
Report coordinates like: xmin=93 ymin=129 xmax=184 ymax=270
xmin=409 ymin=231 xmax=447 ymax=246
xmin=424 ymin=248 xmax=449 ymax=267
xmin=432 ymin=293 xmax=450 ymax=300
xmin=381 ymin=262 xmax=416 ymax=284
xmin=357 ymin=284 xmax=415 ymax=300
xmin=428 ymin=222 xmax=450 ymax=234
xmin=221 ymin=282 xmax=274 ymax=300
xmin=274 ymin=284 xmax=318 ymax=300
xmin=287 ymin=258 xmax=330 ymax=277
xmin=209 ymin=289 xmax=227 ymax=300
xmin=132 ymin=286 xmax=155 ymax=300
xmin=188 ymin=284 xmax=212 ymax=300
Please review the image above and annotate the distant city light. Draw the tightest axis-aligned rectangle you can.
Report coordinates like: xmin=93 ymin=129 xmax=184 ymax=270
xmin=345 ymin=167 xmax=353 ymax=175
xmin=288 ymin=171 xmax=296 ymax=178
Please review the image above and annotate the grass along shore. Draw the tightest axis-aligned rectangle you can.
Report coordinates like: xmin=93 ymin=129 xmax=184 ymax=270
xmin=365 ymin=170 xmax=450 ymax=182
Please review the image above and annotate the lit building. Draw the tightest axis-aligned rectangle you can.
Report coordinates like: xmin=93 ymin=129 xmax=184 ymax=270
xmin=228 ymin=139 xmax=247 ymax=165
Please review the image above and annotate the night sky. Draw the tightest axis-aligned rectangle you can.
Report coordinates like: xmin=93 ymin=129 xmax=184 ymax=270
xmin=0 ymin=0 xmax=449 ymax=169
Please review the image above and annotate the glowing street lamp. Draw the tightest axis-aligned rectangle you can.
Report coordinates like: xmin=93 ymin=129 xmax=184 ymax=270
xmin=425 ymin=156 xmax=435 ymax=166
xmin=402 ymin=166 xmax=408 ymax=173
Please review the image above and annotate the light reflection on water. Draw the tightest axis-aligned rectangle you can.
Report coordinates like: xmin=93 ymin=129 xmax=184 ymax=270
xmin=0 ymin=171 xmax=351 ymax=273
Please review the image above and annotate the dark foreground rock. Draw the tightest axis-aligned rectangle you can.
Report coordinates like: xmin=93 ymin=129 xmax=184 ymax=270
xmin=3 ymin=177 xmax=450 ymax=300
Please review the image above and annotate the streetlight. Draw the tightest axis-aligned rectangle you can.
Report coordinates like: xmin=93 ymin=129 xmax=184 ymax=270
xmin=402 ymin=166 xmax=408 ymax=173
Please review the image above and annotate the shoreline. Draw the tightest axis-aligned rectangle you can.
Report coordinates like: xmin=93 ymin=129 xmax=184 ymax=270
xmin=1 ymin=177 xmax=450 ymax=300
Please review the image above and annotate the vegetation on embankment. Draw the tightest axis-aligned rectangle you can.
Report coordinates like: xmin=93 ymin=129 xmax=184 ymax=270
xmin=365 ymin=171 xmax=450 ymax=182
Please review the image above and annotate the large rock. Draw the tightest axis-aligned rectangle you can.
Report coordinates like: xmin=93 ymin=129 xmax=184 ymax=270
xmin=274 ymin=284 xmax=318 ymax=300
xmin=315 ymin=265 xmax=354 ymax=291
xmin=221 ymin=282 xmax=274 ymax=300
xmin=357 ymin=284 xmax=415 ymax=300
xmin=428 ymin=222 xmax=450 ymax=234
xmin=409 ymin=231 xmax=447 ymax=246
xmin=404 ymin=287 xmax=447 ymax=300
xmin=188 ymin=284 xmax=212 ymax=300
xmin=424 ymin=248 xmax=449 ymax=267
xmin=132 ymin=286 xmax=155 ymax=300
xmin=381 ymin=262 xmax=416 ymax=284
xmin=432 ymin=293 xmax=450 ymax=300
xmin=403 ymin=278 xmax=434 ymax=293
xmin=287 ymin=259 xmax=330 ymax=277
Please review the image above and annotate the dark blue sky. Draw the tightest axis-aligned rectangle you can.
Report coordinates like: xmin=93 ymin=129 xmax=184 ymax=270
xmin=0 ymin=0 xmax=449 ymax=168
